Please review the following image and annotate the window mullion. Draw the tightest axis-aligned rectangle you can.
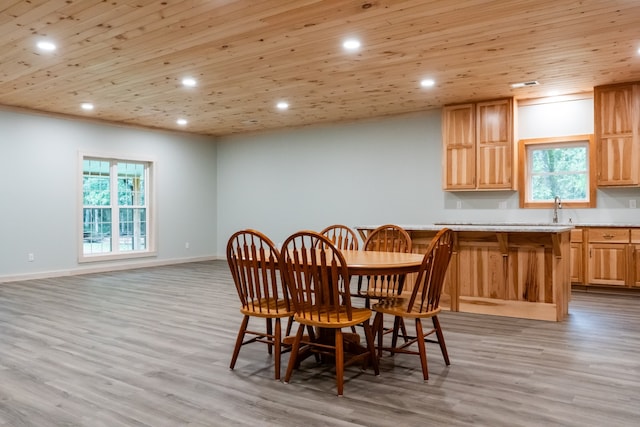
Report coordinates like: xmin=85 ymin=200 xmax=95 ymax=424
xmin=111 ymin=161 xmax=120 ymax=253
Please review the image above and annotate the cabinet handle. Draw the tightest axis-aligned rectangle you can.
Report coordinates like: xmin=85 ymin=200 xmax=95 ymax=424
xmin=602 ymin=234 xmax=615 ymax=239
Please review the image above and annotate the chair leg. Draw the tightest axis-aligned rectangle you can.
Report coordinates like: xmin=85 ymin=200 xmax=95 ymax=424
xmin=306 ymin=326 xmax=321 ymax=363
xmin=391 ymin=316 xmax=402 ymax=352
xmin=373 ymin=312 xmax=384 ymax=358
xmin=415 ymin=318 xmax=429 ymax=381
xmin=285 ymin=316 xmax=294 ymax=336
xmin=399 ymin=318 xmax=409 ymax=343
xmin=335 ymin=329 xmax=344 ymax=396
xmin=362 ymin=321 xmax=379 ymax=375
xmin=284 ymin=323 xmax=305 ymax=384
xmin=230 ymin=315 xmax=249 ymax=370
xmin=266 ymin=318 xmax=273 ymax=355
xmin=432 ymin=316 xmax=450 ymax=365
xmin=274 ymin=318 xmax=282 ymax=380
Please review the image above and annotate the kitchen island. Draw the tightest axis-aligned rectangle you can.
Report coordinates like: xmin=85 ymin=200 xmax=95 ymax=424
xmin=356 ymin=224 xmax=573 ymax=321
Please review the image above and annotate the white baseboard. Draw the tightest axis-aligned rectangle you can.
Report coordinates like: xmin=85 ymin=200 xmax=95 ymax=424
xmin=0 ymin=255 xmax=225 ymax=284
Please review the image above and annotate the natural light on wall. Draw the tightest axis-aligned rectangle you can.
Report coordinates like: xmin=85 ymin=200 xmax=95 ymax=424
xmin=80 ymin=155 xmax=155 ymax=261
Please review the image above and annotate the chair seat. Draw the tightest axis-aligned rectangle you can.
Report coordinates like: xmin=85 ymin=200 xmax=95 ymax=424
xmin=241 ymin=298 xmax=295 ymax=318
xmin=372 ymin=298 xmax=441 ymax=318
xmin=295 ymin=307 xmax=372 ymax=328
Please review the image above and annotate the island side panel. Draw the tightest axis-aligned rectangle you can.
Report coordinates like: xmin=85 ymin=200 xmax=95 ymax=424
xmin=456 ymin=231 xmax=570 ymax=321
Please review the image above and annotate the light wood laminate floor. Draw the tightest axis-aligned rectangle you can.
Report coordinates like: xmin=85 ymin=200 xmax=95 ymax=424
xmin=0 ymin=261 xmax=639 ymax=426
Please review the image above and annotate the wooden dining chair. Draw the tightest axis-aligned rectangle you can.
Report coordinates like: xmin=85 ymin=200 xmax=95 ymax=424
xmin=280 ymin=231 xmax=379 ymax=396
xmin=226 ymin=229 xmax=295 ymax=380
xmin=355 ymin=224 xmax=413 ymax=306
xmin=320 ymin=224 xmax=359 ymax=250
xmin=371 ymin=228 xmax=454 ymax=381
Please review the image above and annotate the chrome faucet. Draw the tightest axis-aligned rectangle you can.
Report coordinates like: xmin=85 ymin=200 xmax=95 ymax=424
xmin=552 ymin=196 xmax=562 ymax=223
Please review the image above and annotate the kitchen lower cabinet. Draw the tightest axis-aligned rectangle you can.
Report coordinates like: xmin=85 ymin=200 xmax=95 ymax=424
xmin=570 ymin=228 xmax=584 ymax=284
xmin=632 ymin=229 xmax=640 ymax=287
xmin=585 ymin=228 xmax=632 ymax=287
xmin=587 ymin=243 xmax=628 ymax=286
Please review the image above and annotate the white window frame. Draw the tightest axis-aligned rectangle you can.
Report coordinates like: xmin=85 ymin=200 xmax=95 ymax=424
xmin=518 ymin=134 xmax=596 ymax=209
xmin=79 ymin=152 xmax=156 ymax=262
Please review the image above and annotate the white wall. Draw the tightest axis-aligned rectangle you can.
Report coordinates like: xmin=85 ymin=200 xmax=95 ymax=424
xmin=216 ymin=112 xmax=443 ymax=248
xmin=217 ymin=97 xmax=640 ymax=252
xmin=0 ymin=109 xmax=217 ymax=281
xmin=4 ymin=95 xmax=640 ymax=280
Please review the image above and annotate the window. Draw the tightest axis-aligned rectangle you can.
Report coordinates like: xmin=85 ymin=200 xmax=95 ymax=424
xmin=80 ymin=155 xmax=155 ymax=261
xmin=518 ymin=135 xmax=596 ymax=208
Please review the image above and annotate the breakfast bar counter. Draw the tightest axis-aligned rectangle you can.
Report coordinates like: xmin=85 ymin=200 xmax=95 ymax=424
xmin=357 ymin=224 xmax=573 ymax=321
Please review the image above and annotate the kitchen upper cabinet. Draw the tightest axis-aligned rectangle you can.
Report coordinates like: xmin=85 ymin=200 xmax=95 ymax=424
xmin=442 ymin=98 xmax=516 ymax=191
xmin=594 ymin=82 xmax=640 ymax=187
xmin=443 ymin=103 xmax=475 ymax=189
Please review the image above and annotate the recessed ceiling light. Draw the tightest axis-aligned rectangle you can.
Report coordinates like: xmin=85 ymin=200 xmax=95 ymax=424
xmin=276 ymin=101 xmax=289 ymax=110
xmin=37 ymin=41 xmax=56 ymax=51
xmin=511 ymin=80 xmax=540 ymax=88
xmin=342 ymin=39 xmax=361 ymax=51
xmin=176 ymin=118 xmax=188 ymax=125
xmin=420 ymin=79 xmax=435 ymax=88
xmin=81 ymin=103 xmax=94 ymax=111
xmin=182 ymin=77 xmax=197 ymax=87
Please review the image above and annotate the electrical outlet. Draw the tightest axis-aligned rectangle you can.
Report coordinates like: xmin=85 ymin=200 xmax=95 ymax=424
xmin=185 ymin=242 xmax=190 ymax=249
xmin=28 ymin=253 xmax=34 ymax=262
xmin=456 ymin=201 xmax=462 ymax=209
xmin=630 ymin=200 xmax=637 ymax=209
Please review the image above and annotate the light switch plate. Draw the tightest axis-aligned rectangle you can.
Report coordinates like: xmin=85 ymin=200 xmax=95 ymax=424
xmin=630 ymin=199 xmax=637 ymax=209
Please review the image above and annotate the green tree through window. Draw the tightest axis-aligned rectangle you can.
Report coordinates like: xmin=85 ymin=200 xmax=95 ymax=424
xmin=530 ymin=145 xmax=587 ymax=201
xmin=519 ymin=135 xmax=595 ymax=209
xmin=82 ymin=157 xmax=152 ymax=258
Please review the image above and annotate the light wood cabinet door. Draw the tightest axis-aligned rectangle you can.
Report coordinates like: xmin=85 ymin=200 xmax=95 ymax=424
xmin=442 ymin=98 xmax=515 ymax=191
xmin=569 ymin=228 xmax=584 ymax=284
xmin=476 ymin=99 xmax=514 ymax=189
xmin=587 ymin=243 xmax=628 ymax=286
xmin=633 ymin=245 xmax=640 ymax=287
xmin=570 ymin=242 xmax=583 ymax=284
xmin=443 ymin=103 xmax=475 ymax=189
xmin=594 ymin=83 xmax=640 ymax=186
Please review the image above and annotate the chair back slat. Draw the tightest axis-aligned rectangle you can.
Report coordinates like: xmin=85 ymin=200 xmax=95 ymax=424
xmin=280 ymin=231 xmax=352 ymax=323
xmin=320 ymin=224 xmax=359 ymax=250
xmin=362 ymin=224 xmax=412 ymax=298
xmin=407 ymin=228 xmax=454 ymax=314
xmin=363 ymin=224 xmax=412 ymax=253
xmin=226 ymin=229 xmax=290 ymax=315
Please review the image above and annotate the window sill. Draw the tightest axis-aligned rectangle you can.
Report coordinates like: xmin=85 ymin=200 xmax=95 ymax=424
xmin=78 ymin=251 xmax=158 ymax=263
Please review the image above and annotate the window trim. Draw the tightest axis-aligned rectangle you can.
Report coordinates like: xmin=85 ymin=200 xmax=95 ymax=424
xmin=518 ymin=134 xmax=596 ymax=209
xmin=78 ymin=152 xmax=157 ymax=263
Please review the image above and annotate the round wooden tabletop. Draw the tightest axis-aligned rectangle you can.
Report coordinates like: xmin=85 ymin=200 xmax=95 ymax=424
xmin=340 ymin=250 xmax=424 ymax=276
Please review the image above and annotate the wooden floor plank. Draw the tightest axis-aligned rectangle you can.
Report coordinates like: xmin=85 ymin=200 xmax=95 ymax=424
xmin=0 ymin=261 xmax=639 ymax=426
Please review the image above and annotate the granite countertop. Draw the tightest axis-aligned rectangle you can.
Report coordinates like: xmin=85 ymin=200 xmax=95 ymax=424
xmin=356 ymin=223 xmax=575 ymax=232
xmin=357 ymin=222 xmax=640 ymax=232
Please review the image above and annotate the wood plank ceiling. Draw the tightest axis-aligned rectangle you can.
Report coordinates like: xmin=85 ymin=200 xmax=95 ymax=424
xmin=1 ymin=0 xmax=639 ymax=136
